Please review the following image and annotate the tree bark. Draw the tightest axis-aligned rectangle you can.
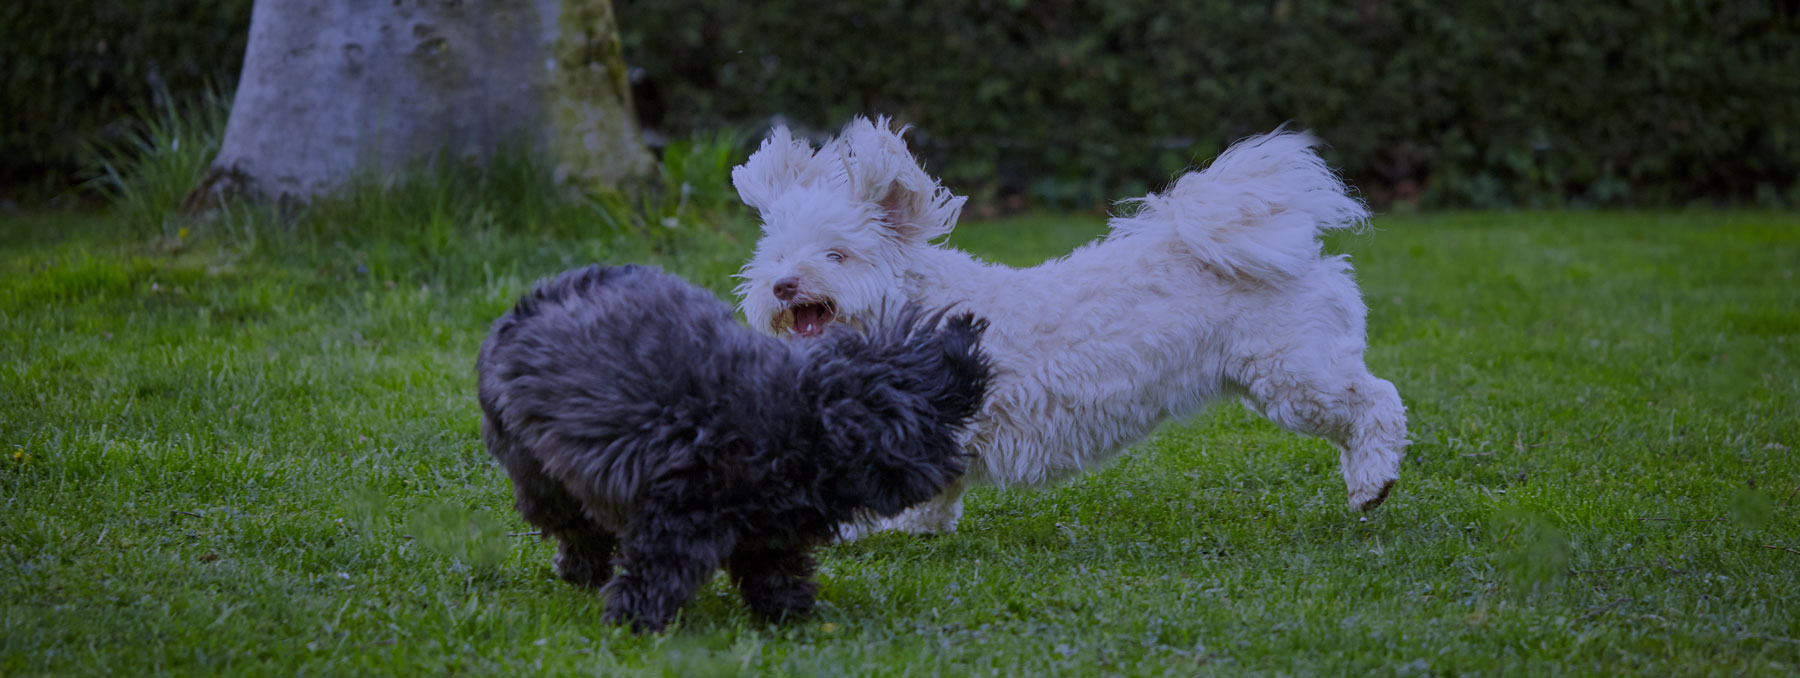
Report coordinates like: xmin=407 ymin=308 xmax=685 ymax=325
xmin=189 ymin=0 xmax=650 ymax=208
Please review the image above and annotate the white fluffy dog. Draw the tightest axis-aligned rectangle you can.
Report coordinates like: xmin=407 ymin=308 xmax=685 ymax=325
xmin=732 ymin=117 xmax=1408 ymax=536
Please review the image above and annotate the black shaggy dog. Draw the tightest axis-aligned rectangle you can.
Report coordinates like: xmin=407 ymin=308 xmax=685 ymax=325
xmin=476 ymin=265 xmax=990 ymax=632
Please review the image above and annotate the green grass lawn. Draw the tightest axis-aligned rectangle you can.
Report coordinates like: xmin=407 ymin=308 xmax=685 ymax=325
xmin=3 ymin=209 xmax=1797 ymax=676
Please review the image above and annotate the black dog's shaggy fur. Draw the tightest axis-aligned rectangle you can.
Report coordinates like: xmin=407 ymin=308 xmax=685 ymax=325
xmin=476 ymin=265 xmax=990 ymax=631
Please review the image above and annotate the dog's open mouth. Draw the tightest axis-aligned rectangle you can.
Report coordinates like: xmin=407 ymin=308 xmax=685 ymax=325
xmin=788 ymin=302 xmax=836 ymax=337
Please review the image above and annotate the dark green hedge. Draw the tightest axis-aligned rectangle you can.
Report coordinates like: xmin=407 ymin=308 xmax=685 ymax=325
xmin=1 ymin=0 xmax=252 ymax=199
xmin=7 ymin=1 xmax=1797 ymax=209
xmin=617 ymin=0 xmax=1800 ymax=209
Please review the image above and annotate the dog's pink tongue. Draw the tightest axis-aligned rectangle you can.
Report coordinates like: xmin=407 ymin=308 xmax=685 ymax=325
xmin=793 ymin=305 xmax=832 ymax=337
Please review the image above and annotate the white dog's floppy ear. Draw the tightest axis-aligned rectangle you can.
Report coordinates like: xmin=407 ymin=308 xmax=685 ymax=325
xmin=732 ymin=126 xmax=831 ymax=214
xmin=829 ymin=117 xmax=967 ymax=243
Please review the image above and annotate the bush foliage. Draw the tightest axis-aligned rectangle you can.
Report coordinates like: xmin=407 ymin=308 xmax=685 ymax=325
xmin=0 ymin=0 xmax=251 ymax=198
xmin=6 ymin=1 xmax=1797 ymax=209
xmin=618 ymin=0 xmax=1800 ymax=209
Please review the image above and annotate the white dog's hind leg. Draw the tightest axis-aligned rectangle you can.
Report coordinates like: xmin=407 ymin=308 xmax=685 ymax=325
xmin=1244 ymin=363 xmax=1408 ymax=511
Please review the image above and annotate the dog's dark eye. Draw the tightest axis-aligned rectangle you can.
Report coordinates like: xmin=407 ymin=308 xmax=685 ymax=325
xmin=825 ymin=251 xmax=845 ymax=263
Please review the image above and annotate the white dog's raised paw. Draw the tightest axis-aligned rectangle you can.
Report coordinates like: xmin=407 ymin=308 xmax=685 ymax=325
xmin=1349 ymin=479 xmax=1396 ymax=512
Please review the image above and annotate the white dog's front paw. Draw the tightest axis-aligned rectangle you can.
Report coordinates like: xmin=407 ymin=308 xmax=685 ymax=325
xmin=832 ymin=500 xmax=963 ymax=542
xmin=833 ymin=514 xmax=905 ymax=542
xmin=1347 ymin=478 xmax=1397 ymax=512
xmin=889 ymin=512 xmax=956 ymax=536
xmin=832 ymin=520 xmax=875 ymax=543
xmin=890 ymin=491 xmax=965 ymax=536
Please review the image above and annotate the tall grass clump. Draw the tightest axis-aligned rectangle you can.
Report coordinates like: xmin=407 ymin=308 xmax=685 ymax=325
xmin=79 ymin=88 xmax=231 ymax=237
xmin=273 ymin=133 xmax=758 ymax=289
xmin=588 ymin=130 xmax=749 ymax=248
xmin=297 ymin=142 xmax=571 ymax=245
xmin=81 ymin=94 xmax=760 ymax=292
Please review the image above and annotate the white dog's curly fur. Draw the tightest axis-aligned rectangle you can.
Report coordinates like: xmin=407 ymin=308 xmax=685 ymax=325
xmin=733 ymin=117 xmax=1409 ymax=537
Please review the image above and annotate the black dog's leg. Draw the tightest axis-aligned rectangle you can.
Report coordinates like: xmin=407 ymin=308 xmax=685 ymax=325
xmin=728 ymin=546 xmax=818 ymax=623
xmin=550 ymin=526 xmax=617 ymax=589
xmin=602 ymin=513 xmax=734 ymax=632
xmin=488 ymin=422 xmax=618 ymax=587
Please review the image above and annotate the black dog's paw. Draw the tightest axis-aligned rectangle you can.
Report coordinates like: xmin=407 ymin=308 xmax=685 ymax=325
xmin=743 ymin=592 xmax=816 ymax=623
xmin=601 ymin=605 xmax=672 ymax=634
xmin=729 ymin=548 xmax=819 ymax=623
xmin=554 ymin=552 xmax=613 ymax=589
xmin=738 ymin=571 xmax=818 ymax=623
xmin=599 ymin=575 xmax=682 ymax=633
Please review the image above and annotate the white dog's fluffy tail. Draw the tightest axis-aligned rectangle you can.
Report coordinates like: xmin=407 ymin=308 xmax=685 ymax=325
xmin=1111 ymin=130 xmax=1369 ymax=279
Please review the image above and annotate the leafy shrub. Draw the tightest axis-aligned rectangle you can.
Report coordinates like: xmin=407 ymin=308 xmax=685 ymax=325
xmin=617 ymin=0 xmax=1800 ymax=209
xmin=1 ymin=0 xmax=252 ymax=199
xmin=10 ymin=1 xmax=1797 ymax=209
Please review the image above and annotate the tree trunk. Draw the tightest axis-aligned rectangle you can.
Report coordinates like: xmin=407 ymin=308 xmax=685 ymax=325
xmin=189 ymin=0 xmax=650 ymax=207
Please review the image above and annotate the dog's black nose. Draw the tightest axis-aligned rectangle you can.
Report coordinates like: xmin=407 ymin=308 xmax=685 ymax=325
xmin=772 ymin=277 xmax=800 ymax=301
